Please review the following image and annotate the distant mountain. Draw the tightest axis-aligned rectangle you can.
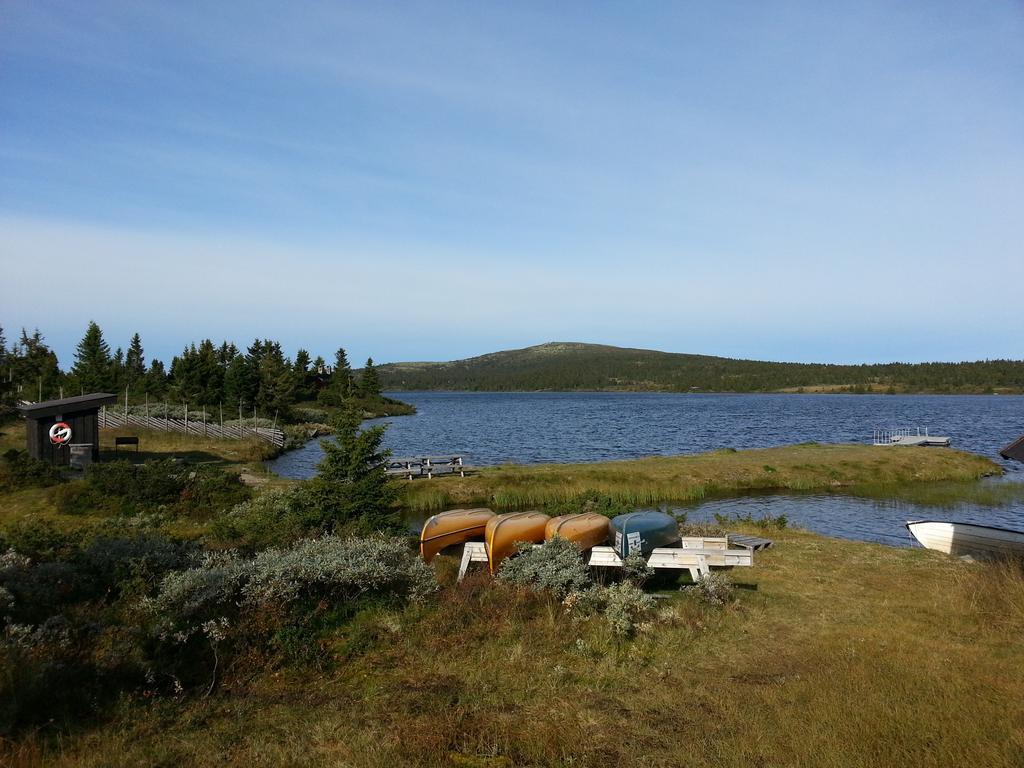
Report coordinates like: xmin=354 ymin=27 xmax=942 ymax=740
xmin=373 ymin=342 xmax=1024 ymax=394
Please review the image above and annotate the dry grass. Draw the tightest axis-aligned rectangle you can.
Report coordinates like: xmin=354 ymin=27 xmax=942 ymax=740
xmin=400 ymin=443 xmax=1002 ymax=512
xmin=5 ymin=530 xmax=1023 ymax=767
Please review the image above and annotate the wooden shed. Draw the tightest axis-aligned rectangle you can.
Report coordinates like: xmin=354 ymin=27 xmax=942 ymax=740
xmin=19 ymin=393 xmax=118 ymax=467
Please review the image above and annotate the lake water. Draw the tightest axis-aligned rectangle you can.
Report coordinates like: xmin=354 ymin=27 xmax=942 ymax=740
xmin=268 ymin=392 xmax=1024 ymax=545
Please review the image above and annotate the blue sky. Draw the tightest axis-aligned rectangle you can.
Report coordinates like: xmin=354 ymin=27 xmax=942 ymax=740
xmin=2 ymin=1 xmax=1022 ymax=368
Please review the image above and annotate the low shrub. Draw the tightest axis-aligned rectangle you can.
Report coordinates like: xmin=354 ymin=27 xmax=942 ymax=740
xmin=147 ymin=535 xmax=435 ymax=685
xmin=0 ymin=518 xmax=82 ymax=561
xmin=53 ymin=460 xmax=249 ymax=519
xmin=690 ymin=571 xmax=734 ymax=607
xmin=496 ymin=537 xmax=592 ymax=598
xmin=78 ymin=534 xmax=197 ymax=594
xmin=564 ymin=582 xmax=656 ymax=639
xmin=209 ymin=486 xmax=319 ymax=548
xmin=0 ymin=450 xmax=61 ymax=491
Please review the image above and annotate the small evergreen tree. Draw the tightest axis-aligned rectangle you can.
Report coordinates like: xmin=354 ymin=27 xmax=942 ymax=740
xmin=306 ymin=404 xmax=398 ymax=530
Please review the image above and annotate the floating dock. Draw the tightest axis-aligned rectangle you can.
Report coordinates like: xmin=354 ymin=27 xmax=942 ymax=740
xmin=873 ymin=428 xmax=951 ymax=447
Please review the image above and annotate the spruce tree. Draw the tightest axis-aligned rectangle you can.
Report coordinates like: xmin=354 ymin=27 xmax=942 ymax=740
xmin=360 ymin=357 xmax=381 ymax=398
xmin=146 ymin=359 xmax=168 ymax=397
xmin=293 ymin=348 xmax=313 ymax=400
xmin=125 ymin=333 xmax=146 ymax=384
xmin=71 ymin=321 xmax=113 ymax=393
xmin=331 ymin=347 xmax=353 ymax=396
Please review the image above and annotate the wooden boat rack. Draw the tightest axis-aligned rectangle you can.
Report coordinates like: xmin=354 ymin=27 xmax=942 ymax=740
xmin=457 ymin=534 xmax=771 ymax=582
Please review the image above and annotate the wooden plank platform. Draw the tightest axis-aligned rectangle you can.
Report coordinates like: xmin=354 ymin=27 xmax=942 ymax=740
xmin=727 ymin=534 xmax=774 ymax=552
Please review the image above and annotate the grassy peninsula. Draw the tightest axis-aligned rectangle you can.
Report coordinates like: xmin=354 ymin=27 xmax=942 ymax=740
xmin=401 ymin=443 xmax=1002 ymax=511
xmin=374 ymin=341 xmax=1024 ymax=394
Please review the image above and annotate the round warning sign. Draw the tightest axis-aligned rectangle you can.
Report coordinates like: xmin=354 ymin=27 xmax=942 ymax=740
xmin=48 ymin=422 xmax=73 ymax=445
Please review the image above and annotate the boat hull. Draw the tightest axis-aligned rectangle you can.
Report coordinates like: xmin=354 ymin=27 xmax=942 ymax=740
xmin=485 ymin=511 xmax=551 ymax=574
xmin=610 ymin=511 xmax=680 ymax=559
xmin=545 ymin=513 xmax=611 ymax=551
xmin=420 ymin=508 xmax=495 ymax=563
xmin=906 ymin=520 xmax=1024 ymax=559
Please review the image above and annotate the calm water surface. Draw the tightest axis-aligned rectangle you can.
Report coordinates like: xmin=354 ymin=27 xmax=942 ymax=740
xmin=268 ymin=392 xmax=1024 ymax=545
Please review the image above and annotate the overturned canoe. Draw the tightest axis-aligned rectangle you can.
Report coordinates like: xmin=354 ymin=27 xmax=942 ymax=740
xmin=420 ymin=508 xmax=495 ymax=563
xmin=906 ymin=520 xmax=1024 ymax=559
xmin=485 ymin=511 xmax=550 ymax=574
xmin=545 ymin=513 xmax=611 ymax=551
xmin=610 ymin=511 xmax=680 ymax=559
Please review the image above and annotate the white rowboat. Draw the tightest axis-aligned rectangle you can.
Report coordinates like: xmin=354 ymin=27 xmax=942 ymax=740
xmin=906 ymin=520 xmax=1024 ymax=559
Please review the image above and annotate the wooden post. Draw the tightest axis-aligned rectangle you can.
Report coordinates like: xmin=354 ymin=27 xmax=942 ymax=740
xmin=125 ymin=385 xmax=129 ymax=419
xmin=184 ymin=403 xmax=188 ymax=435
xmin=220 ymin=403 xmax=223 ymax=431
xmin=203 ymin=407 xmax=207 ymax=436
xmin=145 ymin=394 xmax=149 ymax=419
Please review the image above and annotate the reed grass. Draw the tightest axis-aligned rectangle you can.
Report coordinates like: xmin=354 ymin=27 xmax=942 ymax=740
xmin=400 ymin=443 xmax=1002 ymax=512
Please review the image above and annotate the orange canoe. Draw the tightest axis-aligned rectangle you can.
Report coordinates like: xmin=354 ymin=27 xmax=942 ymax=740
xmin=484 ymin=511 xmax=550 ymax=574
xmin=420 ymin=508 xmax=496 ymax=563
xmin=545 ymin=513 xmax=611 ymax=551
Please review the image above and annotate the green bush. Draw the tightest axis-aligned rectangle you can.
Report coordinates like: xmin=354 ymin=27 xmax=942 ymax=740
xmin=52 ymin=460 xmax=250 ymax=519
xmin=210 ymin=487 xmax=319 ymax=548
xmin=0 ymin=449 xmax=61 ymax=491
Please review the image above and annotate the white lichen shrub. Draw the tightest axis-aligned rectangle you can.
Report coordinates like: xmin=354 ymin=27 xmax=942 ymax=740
xmin=496 ymin=537 xmax=593 ymax=598
xmin=242 ymin=534 xmax=436 ymax=606
xmin=621 ymin=551 xmax=654 ymax=586
xmin=147 ymin=535 xmax=435 ymax=643
xmin=693 ymin=571 xmax=734 ymax=607
xmin=601 ymin=582 xmax=656 ymax=638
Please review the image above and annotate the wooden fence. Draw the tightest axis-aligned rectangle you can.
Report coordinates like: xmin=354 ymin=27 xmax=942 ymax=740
xmin=99 ymin=407 xmax=286 ymax=447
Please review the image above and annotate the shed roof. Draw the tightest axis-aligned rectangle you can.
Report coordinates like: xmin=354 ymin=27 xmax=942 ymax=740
xmin=18 ymin=393 xmax=118 ymax=419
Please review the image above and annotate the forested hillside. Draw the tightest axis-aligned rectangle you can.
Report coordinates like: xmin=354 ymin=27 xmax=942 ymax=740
xmin=374 ymin=342 xmax=1024 ymax=394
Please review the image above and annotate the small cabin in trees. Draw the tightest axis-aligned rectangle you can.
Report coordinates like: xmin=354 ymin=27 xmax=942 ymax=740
xmin=19 ymin=393 xmax=118 ymax=467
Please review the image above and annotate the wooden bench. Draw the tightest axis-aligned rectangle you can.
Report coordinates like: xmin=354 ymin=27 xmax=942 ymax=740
xmin=114 ymin=436 xmax=140 ymax=453
xmin=588 ymin=545 xmax=752 ymax=581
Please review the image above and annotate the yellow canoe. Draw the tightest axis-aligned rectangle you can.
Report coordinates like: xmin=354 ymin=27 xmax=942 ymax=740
xmin=484 ymin=511 xmax=550 ymax=574
xmin=420 ymin=508 xmax=496 ymax=563
xmin=545 ymin=513 xmax=611 ymax=551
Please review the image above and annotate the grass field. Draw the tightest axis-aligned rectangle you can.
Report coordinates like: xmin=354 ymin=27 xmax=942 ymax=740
xmin=4 ymin=526 xmax=1021 ymax=767
xmin=400 ymin=443 xmax=1002 ymax=512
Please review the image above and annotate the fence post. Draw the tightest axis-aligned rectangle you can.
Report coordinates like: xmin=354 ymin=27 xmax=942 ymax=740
xmin=203 ymin=407 xmax=207 ymax=436
xmin=184 ymin=404 xmax=188 ymax=435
